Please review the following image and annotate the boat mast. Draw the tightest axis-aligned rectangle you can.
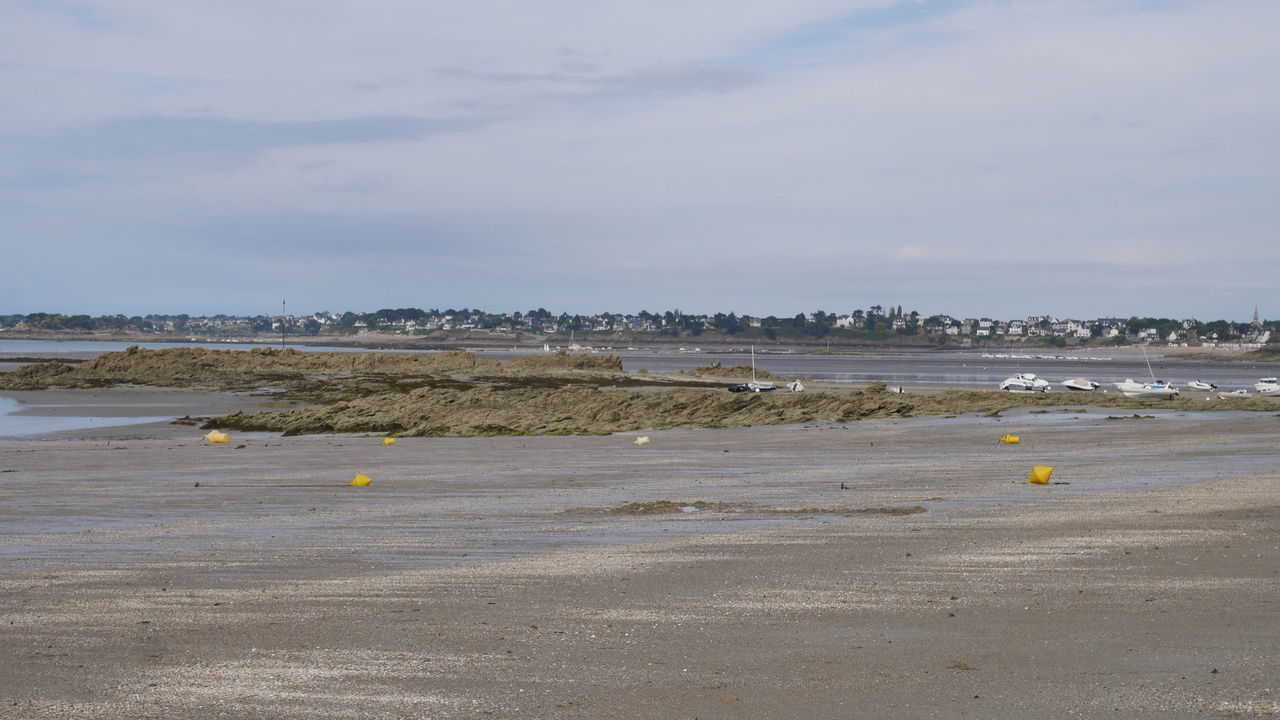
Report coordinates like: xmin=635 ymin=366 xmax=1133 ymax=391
xmin=1141 ymin=345 xmax=1157 ymax=383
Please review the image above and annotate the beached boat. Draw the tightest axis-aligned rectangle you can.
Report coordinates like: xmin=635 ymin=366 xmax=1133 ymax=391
xmin=1060 ymin=377 xmax=1101 ymax=391
xmin=1187 ymin=380 xmax=1217 ymax=391
xmin=1113 ymin=378 xmax=1179 ymax=399
xmin=1253 ymin=378 xmax=1280 ymax=397
xmin=1218 ymin=389 xmax=1251 ymax=399
xmin=745 ymin=346 xmax=775 ymax=392
xmin=1114 ymin=346 xmax=1179 ymax=399
xmin=999 ymin=373 xmax=1049 ymax=392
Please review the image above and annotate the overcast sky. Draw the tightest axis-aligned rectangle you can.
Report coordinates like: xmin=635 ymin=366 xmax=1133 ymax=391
xmin=3 ymin=0 xmax=1277 ymax=321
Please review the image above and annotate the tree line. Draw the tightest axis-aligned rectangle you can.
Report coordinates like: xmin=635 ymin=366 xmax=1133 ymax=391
xmin=2 ymin=309 xmax=1273 ymax=345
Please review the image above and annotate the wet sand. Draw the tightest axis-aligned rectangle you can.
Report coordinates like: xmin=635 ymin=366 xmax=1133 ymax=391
xmin=1 ymin=408 xmax=1278 ymax=718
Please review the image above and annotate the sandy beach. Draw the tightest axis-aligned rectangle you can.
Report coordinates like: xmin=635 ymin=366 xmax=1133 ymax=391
xmin=2 ymin=400 xmax=1278 ymax=719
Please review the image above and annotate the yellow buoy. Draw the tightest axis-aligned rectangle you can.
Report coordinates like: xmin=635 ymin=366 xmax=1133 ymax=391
xmin=382 ymin=437 xmax=397 ymax=446
xmin=999 ymin=434 xmax=1021 ymax=444
xmin=633 ymin=436 xmax=650 ymax=446
xmin=349 ymin=474 xmax=373 ymax=487
xmin=1028 ymin=466 xmax=1054 ymax=484
xmin=203 ymin=430 xmax=230 ymax=444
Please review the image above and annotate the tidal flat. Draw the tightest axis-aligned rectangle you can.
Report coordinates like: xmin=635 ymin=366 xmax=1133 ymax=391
xmin=1 ymin=406 xmax=1278 ymax=719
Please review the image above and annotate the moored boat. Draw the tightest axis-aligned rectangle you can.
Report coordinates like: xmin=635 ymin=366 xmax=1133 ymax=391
xmin=1253 ymin=378 xmax=1280 ymax=397
xmin=742 ymin=345 xmax=776 ymax=392
xmin=1114 ymin=378 xmax=1179 ymax=399
xmin=1187 ymin=380 xmax=1217 ymax=391
xmin=999 ymin=373 xmax=1050 ymax=392
xmin=1061 ymin=377 xmax=1101 ymax=391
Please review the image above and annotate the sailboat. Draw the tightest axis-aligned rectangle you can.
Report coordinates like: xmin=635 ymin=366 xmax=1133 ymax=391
xmin=747 ymin=345 xmax=776 ymax=392
xmin=1114 ymin=347 xmax=1179 ymax=399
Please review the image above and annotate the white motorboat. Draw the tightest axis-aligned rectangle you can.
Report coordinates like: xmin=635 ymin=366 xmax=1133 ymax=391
xmin=1254 ymin=377 xmax=1280 ymax=397
xmin=1218 ymin=389 xmax=1251 ymax=399
xmin=1187 ymin=380 xmax=1217 ymax=391
xmin=999 ymin=373 xmax=1050 ymax=392
xmin=1060 ymin=377 xmax=1101 ymax=391
xmin=1113 ymin=378 xmax=1179 ymax=399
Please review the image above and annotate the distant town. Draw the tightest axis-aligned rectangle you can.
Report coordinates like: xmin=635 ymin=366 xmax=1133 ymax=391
xmin=1 ymin=306 xmax=1273 ymax=349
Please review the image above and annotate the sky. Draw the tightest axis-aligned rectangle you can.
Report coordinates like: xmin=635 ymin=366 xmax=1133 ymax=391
xmin=2 ymin=0 xmax=1277 ymax=321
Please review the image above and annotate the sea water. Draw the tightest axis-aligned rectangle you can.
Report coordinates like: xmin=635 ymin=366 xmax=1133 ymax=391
xmin=3 ymin=338 xmax=1277 ymax=390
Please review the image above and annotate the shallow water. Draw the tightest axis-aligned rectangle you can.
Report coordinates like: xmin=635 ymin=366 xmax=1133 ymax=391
xmin=0 ymin=338 xmax=358 ymax=355
xmin=0 ymin=396 xmax=170 ymax=437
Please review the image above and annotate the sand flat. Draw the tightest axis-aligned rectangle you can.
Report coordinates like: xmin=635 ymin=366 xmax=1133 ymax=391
xmin=1 ymin=410 xmax=1278 ymax=718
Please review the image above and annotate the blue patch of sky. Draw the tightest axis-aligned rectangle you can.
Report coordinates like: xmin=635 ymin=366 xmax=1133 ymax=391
xmin=1121 ymin=0 xmax=1211 ymax=14
xmin=725 ymin=0 xmax=968 ymax=73
xmin=725 ymin=0 xmax=1213 ymax=74
xmin=0 ymin=60 xmax=197 ymax=106
xmin=17 ymin=0 xmax=113 ymax=30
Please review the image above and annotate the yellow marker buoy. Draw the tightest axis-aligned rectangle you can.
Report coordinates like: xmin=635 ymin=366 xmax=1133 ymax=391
xmin=1028 ymin=466 xmax=1054 ymax=484
xmin=633 ymin=436 xmax=650 ymax=446
xmin=203 ymin=430 xmax=230 ymax=444
xmin=999 ymin=434 xmax=1020 ymax=444
xmin=383 ymin=437 xmax=396 ymax=446
xmin=349 ymin=474 xmax=373 ymax=487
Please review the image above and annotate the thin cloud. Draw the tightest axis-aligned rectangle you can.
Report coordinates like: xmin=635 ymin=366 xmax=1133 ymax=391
xmin=438 ymin=63 xmax=761 ymax=98
xmin=60 ymin=113 xmax=491 ymax=158
xmin=0 ymin=113 xmax=497 ymax=188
